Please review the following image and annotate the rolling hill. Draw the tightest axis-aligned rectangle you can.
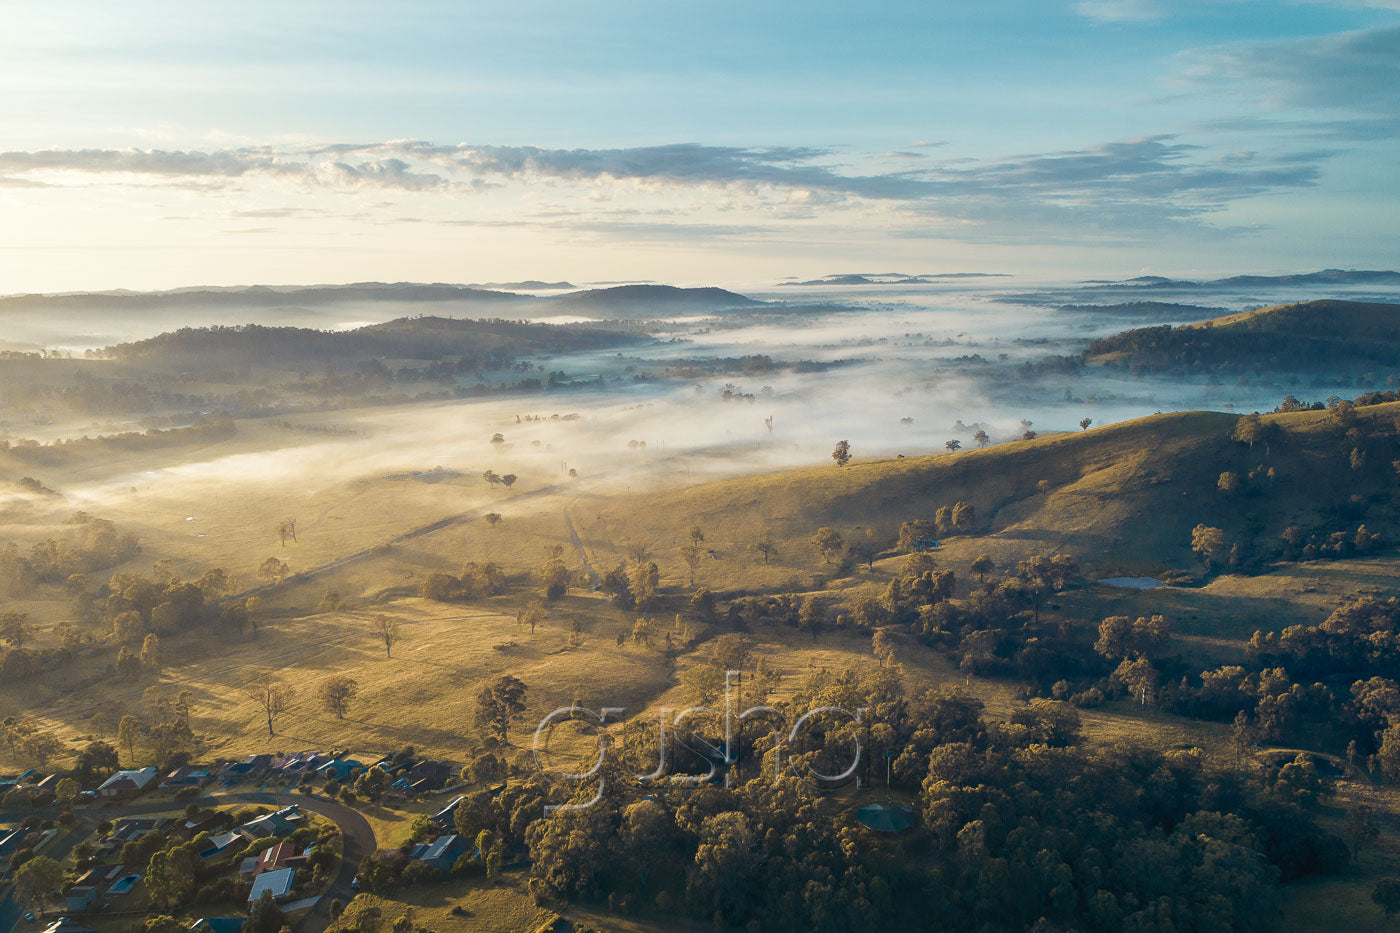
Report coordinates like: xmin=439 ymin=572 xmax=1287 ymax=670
xmin=590 ymin=402 xmax=1400 ymax=579
xmin=1084 ymin=299 xmax=1400 ymax=373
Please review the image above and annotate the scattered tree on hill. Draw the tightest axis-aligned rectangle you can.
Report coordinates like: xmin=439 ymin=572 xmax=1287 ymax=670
xmin=117 ymin=714 xmax=141 ymax=764
xmin=973 ymin=429 xmax=990 ymax=447
xmin=811 ymin=527 xmax=844 ymax=564
xmin=1094 ymin=615 xmax=1170 ymax=661
xmin=0 ymin=611 xmax=30 ymax=649
xmin=518 ymin=603 xmax=546 ymax=634
xmin=970 ymin=554 xmax=994 ymax=583
xmin=831 ymin=440 xmax=851 ymax=467
xmin=500 ymin=473 xmax=518 ymax=488
xmin=258 ymin=557 xmax=289 ymax=585
xmin=630 ymin=561 xmax=660 ymax=610
xmin=688 ymin=526 xmax=705 ymax=547
xmin=475 ymin=674 xmax=527 ymax=745
xmin=754 ymin=534 xmax=777 ymax=564
xmin=276 ymin=518 xmax=297 ymax=546
xmin=680 ymin=543 xmax=702 ymax=585
xmin=1218 ymin=471 xmax=1240 ymax=494
xmin=945 ymin=439 xmax=961 ymax=452
xmin=370 ymin=614 xmax=401 ymax=657
xmin=798 ymin=596 xmax=826 ymax=642
xmin=627 ymin=541 xmax=651 ymax=563
xmin=872 ymin=628 xmax=897 ymax=666
xmin=485 ymin=512 xmax=503 ymax=527
xmin=1021 ymin=430 xmax=1038 ymax=440
xmin=140 ymin=632 xmax=161 ymax=669
xmin=950 ymin=501 xmax=975 ymax=531
xmin=1079 ymin=418 xmax=1092 ymax=430
xmin=318 ymin=675 xmax=360 ymax=719
xmin=115 ymin=645 xmax=141 ymax=679
xmin=1013 ymin=554 xmax=1078 ymax=624
xmin=1191 ymin=524 xmax=1229 ymax=571
xmin=540 ymin=557 xmax=569 ymax=600
xmin=242 ymin=671 xmax=295 ymax=737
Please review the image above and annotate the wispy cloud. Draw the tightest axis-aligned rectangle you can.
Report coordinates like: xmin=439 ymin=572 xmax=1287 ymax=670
xmin=1175 ymin=24 xmax=1400 ymax=135
xmin=1073 ymin=0 xmax=1163 ymax=23
xmin=0 ymin=133 xmax=1329 ymax=244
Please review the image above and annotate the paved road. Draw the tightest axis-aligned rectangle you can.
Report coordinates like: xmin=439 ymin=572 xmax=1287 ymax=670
xmin=0 ymin=791 xmax=375 ymax=933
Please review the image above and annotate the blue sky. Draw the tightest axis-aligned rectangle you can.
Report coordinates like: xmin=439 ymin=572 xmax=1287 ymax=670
xmin=1 ymin=0 xmax=1397 ymax=291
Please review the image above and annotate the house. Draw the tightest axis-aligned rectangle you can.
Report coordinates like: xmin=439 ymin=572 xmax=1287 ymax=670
xmin=271 ymin=752 xmax=331 ymax=780
xmin=430 ymin=795 xmax=465 ymax=828
xmin=198 ymin=831 xmax=243 ymax=860
xmin=415 ymin=834 xmax=469 ymax=877
xmin=247 ymin=867 xmax=297 ymax=906
xmin=237 ymin=805 xmax=303 ymax=841
xmin=219 ymin=754 xmax=274 ymax=782
xmin=180 ymin=808 xmax=234 ymax=839
xmin=110 ymin=817 xmax=170 ymax=844
xmin=65 ymin=886 xmax=99 ymax=912
xmin=97 ymin=767 xmax=159 ymax=798
xmin=313 ymin=758 xmax=363 ymax=783
xmin=34 ymin=774 xmax=61 ymax=791
xmin=71 ymin=868 xmax=107 ymax=890
xmin=390 ymin=760 xmax=452 ymax=796
xmin=162 ymin=766 xmax=214 ymax=789
xmin=0 ymin=828 xmax=29 ymax=865
xmin=238 ymin=856 xmax=260 ymax=881
xmin=255 ymin=841 xmax=307 ymax=875
xmin=189 ymin=919 xmax=245 ymax=933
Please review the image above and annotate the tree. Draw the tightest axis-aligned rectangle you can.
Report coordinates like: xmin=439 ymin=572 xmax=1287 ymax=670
xmin=951 ymin=501 xmax=975 ymax=530
xmin=500 ymin=473 xmax=518 ymax=488
xmin=1374 ymin=878 xmax=1400 ymax=921
xmin=831 ymin=440 xmax=851 ymax=467
xmin=0 ymin=610 xmax=30 ymax=649
xmin=945 ymin=439 xmax=961 ymax=452
xmin=1191 ymin=524 xmax=1229 ymax=571
xmin=13 ymin=855 xmax=63 ymax=916
xmin=242 ymin=671 xmax=295 ymax=737
xmin=689 ymin=526 xmax=705 ymax=547
xmin=475 ymin=675 xmax=527 ymax=745
xmin=140 ymin=632 xmax=162 ymax=669
xmin=754 ymin=534 xmax=777 ymax=564
xmin=117 ymin=714 xmax=141 ymax=764
xmin=872 ymin=628 xmax=897 ymax=666
xmin=258 ymin=557 xmax=290 ymax=585
xmin=318 ymin=675 xmax=359 ymax=719
xmin=973 ymin=429 xmax=990 ymax=448
xmin=276 ymin=518 xmax=297 ymax=547
xmin=146 ymin=844 xmax=196 ymax=908
xmin=970 ymin=554 xmax=994 ymax=583
xmin=1079 ymin=418 xmax=1092 ymax=430
xmin=485 ymin=512 xmax=503 ymax=527
xmin=811 ymin=527 xmax=844 ymax=564
xmin=798 ymin=596 xmax=826 ymax=642
xmin=680 ymin=543 xmax=702 ymax=586
xmin=540 ymin=558 xmax=569 ymax=600
xmin=518 ymin=603 xmax=546 ymax=634
xmin=371 ymin=614 xmax=401 ymax=658
xmin=55 ymin=777 xmax=79 ymax=804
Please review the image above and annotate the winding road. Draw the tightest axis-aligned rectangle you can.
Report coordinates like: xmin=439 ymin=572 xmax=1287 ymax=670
xmin=0 ymin=790 xmax=375 ymax=933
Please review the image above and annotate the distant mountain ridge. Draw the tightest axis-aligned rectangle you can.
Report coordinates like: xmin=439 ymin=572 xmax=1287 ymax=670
xmin=784 ymin=271 xmax=1010 ymax=286
xmin=0 ymin=281 xmax=762 ymax=319
xmin=1091 ymin=269 xmax=1400 ymax=290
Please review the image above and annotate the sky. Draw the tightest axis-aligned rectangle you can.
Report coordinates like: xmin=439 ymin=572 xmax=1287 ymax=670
xmin=1 ymin=0 xmax=1397 ymax=292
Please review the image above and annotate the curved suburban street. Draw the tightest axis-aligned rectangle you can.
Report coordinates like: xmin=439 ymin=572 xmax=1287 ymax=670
xmin=1 ymin=791 xmax=376 ymax=933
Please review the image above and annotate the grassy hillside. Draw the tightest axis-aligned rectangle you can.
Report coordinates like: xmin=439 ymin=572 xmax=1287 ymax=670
xmin=574 ymin=402 xmax=1400 ymax=584
xmin=1085 ymin=299 xmax=1400 ymax=373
